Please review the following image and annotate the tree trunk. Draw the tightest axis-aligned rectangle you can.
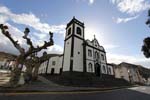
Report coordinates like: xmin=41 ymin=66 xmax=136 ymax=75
xmin=24 ymin=64 xmax=34 ymax=83
xmin=9 ymin=56 xmax=24 ymax=87
xmin=32 ymin=63 xmax=40 ymax=81
xmin=9 ymin=66 xmax=21 ymax=87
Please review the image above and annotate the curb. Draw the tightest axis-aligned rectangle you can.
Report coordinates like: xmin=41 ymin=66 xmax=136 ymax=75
xmin=0 ymin=85 xmax=137 ymax=94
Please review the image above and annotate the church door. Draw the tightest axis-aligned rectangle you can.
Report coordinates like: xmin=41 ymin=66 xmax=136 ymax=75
xmin=51 ymin=68 xmax=55 ymax=75
xmin=95 ymin=63 xmax=101 ymax=77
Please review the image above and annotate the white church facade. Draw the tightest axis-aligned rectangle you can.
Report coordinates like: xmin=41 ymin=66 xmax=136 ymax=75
xmin=39 ymin=17 xmax=114 ymax=77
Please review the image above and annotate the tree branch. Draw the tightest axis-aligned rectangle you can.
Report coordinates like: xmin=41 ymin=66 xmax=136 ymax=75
xmin=25 ymin=32 xmax=54 ymax=57
xmin=23 ymin=28 xmax=34 ymax=50
xmin=0 ymin=24 xmax=25 ymax=54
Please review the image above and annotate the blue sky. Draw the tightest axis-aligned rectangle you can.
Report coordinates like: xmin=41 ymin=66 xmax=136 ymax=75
xmin=0 ymin=0 xmax=150 ymax=67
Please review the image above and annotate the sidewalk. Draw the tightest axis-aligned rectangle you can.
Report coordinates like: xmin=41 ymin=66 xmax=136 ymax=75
xmin=0 ymin=75 xmax=137 ymax=93
xmin=0 ymin=81 xmax=135 ymax=93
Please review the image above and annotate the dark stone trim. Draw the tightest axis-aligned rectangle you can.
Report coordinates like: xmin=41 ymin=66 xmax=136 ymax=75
xmin=46 ymin=59 xmax=50 ymax=74
xmin=67 ymin=18 xmax=84 ymax=28
xmin=70 ymin=22 xmax=75 ymax=72
xmin=86 ymin=58 xmax=95 ymax=61
xmin=74 ymin=35 xmax=84 ymax=41
xmin=65 ymin=34 xmax=72 ymax=41
xmin=93 ymin=60 xmax=106 ymax=66
xmin=70 ymin=60 xmax=73 ymax=71
xmin=71 ymin=23 xmax=75 ymax=57
xmin=86 ymin=44 xmax=106 ymax=53
xmin=83 ymin=41 xmax=86 ymax=72
xmin=65 ymin=34 xmax=84 ymax=41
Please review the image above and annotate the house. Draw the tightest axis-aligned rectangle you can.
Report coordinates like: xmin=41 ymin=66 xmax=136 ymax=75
xmin=114 ymin=62 xmax=144 ymax=84
xmin=39 ymin=54 xmax=63 ymax=74
xmin=39 ymin=17 xmax=114 ymax=78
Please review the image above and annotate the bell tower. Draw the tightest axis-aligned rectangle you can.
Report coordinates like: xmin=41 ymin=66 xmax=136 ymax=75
xmin=62 ymin=17 xmax=85 ymax=72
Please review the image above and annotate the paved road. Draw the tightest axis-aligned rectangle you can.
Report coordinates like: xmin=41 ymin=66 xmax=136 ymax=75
xmin=0 ymin=86 xmax=150 ymax=100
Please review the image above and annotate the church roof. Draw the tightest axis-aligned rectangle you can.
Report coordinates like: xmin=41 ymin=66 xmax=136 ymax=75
xmin=119 ymin=62 xmax=139 ymax=68
xmin=67 ymin=17 xmax=84 ymax=28
xmin=85 ymin=38 xmax=105 ymax=52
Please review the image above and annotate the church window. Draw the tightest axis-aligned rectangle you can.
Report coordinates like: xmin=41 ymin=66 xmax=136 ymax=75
xmin=101 ymin=54 xmax=105 ymax=61
xmin=76 ymin=27 xmax=81 ymax=35
xmin=95 ymin=51 xmax=99 ymax=59
xmin=52 ymin=61 xmax=56 ymax=66
xmin=68 ymin=28 xmax=71 ymax=36
xmin=88 ymin=49 xmax=92 ymax=57
xmin=97 ymin=53 xmax=99 ymax=59
xmin=88 ymin=63 xmax=93 ymax=72
xmin=103 ymin=65 xmax=106 ymax=74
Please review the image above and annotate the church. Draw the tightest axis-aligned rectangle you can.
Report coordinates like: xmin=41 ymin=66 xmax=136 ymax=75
xmin=39 ymin=17 xmax=114 ymax=78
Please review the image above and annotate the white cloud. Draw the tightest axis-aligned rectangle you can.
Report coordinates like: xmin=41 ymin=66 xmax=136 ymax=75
xmin=0 ymin=5 xmax=65 ymax=55
xmin=107 ymin=53 xmax=150 ymax=67
xmin=111 ymin=0 xmax=150 ymax=23
xmin=75 ymin=0 xmax=95 ymax=5
xmin=113 ymin=15 xmax=139 ymax=23
xmin=0 ymin=5 xmax=65 ymax=34
xmin=85 ymin=28 xmax=96 ymax=41
xmin=0 ymin=6 xmax=10 ymax=14
xmin=47 ymin=44 xmax=63 ymax=54
xmin=104 ymin=44 xmax=119 ymax=49
xmin=0 ymin=15 xmax=8 ymax=23
xmin=89 ymin=0 xmax=95 ymax=4
xmin=111 ymin=0 xmax=150 ymax=15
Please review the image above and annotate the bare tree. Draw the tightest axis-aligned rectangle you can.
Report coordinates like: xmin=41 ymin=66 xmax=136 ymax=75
xmin=0 ymin=24 xmax=54 ymax=87
xmin=24 ymin=52 xmax=52 ymax=82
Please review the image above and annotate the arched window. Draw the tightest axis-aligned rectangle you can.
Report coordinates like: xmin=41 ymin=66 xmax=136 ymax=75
xmin=88 ymin=49 xmax=92 ymax=57
xmin=103 ymin=65 xmax=106 ymax=74
xmin=95 ymin=51 xmax=99 ymax=59
xmin=108 ymin=67 xmax=111 ymax=74
xmin=76 ymin=27 xmax=81 ymax=35
xmin=68 ymin=28 xmax=71 ymax=36
xmin=88 ymin=63 xmax=93 ymax=72
xmin=101 ymin=54 xmax=105 ymax=61
xmin=97 ymin=53 xmax=99 ymax=59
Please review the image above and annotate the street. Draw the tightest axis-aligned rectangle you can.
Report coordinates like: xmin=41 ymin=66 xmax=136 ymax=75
xmin=0 ymin=86 xmax=150 ymax=100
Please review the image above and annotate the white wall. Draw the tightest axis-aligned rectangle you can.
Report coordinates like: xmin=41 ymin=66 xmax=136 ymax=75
xmin=39 ymin=60 xmax=48 ymax=74
xmin=63 ymin=38 xmax=72 ymax=71
xmin=73 ymin=38 xmax=83 ymax=72
xmin=114 ymin=67 xmax=121 ymax=78
xmin=120 ymin=67 xmax=129 ymax=81
xmin=47 ymin=56 xmax=63 ymax=74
